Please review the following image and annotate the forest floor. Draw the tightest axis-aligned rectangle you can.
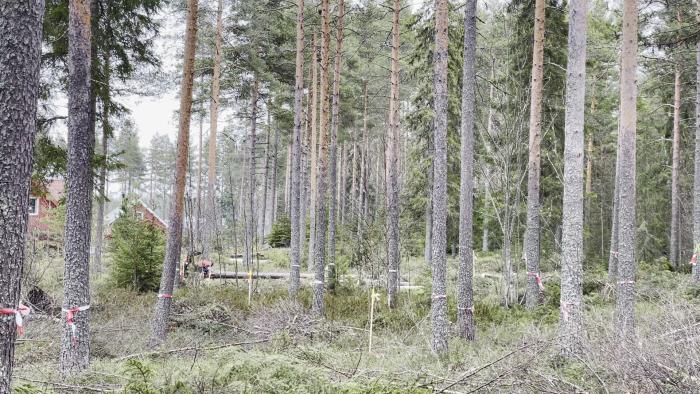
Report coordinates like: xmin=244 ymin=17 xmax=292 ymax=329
xmin=11 ymin=248 xmax=700 ymax=393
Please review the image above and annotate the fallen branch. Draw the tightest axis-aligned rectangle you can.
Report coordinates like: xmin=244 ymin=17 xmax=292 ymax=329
xmin=15 ymin=376 xmax=111 ymax=393
xmin=116 ymin=338 xmax=271 ymax=361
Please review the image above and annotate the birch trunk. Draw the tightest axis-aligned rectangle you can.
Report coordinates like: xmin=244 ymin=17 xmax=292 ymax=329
xmin=524 ymin=0 xmax=545 ymax=308
xmin=457 ymin=0 xmax=477 ymax=340
xmin=60 ymin=0 xmax=94 ymax=374
xmin=614 ymin=0 xmax=638 ymax=338
xmin=386 ymin=0 xmax=401 ymax=308
xmin=328 ymin=0 xmax=345 ymax=292
xmin=290 ymin=0 xmax=305 ymax=297
xmin=559 ymin=0 xmax=588 ymax=356
xmin=150 ymin=0 xmax=198 ymax=345
xmin=0 ymin=0 xmax=44 ymax=389
xmin=431 ymin=0 xmax=449 ymax=355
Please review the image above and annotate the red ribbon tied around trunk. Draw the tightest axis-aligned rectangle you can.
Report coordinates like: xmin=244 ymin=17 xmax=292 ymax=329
xmin=62 ymin=305 xmax=90 ymax=345
xmin=157 ymin=294 xmax=173 ymax=299
xmin=527 ymin=271 xmax=545 ymax=291
xmin=0 ymin=304 xmax=31 ymax=336
xmin=690 ymin=254 xmax=697 ymax=266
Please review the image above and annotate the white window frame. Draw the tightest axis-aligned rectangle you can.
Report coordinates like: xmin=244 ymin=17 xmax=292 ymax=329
xmin=28 ymin=197 xmax=39 ymax=216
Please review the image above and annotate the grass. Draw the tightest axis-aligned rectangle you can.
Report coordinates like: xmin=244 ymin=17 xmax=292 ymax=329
xmin=11 ymin=244 xmax=700 ymax=393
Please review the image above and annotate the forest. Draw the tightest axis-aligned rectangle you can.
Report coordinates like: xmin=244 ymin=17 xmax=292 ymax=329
xmin=1 ymin=0 xmax=700 ymax=392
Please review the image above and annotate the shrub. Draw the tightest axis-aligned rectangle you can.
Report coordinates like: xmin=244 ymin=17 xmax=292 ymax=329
xmin=108 ymin=202 xmax=164 ymax=293
xmin=267 ymin=215 xmax=291 ymax=247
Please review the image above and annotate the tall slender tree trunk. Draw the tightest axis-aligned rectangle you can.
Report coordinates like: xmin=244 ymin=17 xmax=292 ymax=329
xmin=585 ymin=135 xmax=593 ymax=195
xmin=94 ymin=35 xmax=111 ymax=276
xmin=559 ymin=0 xmax=588 ymax=356
xmin=328 ymin=0 xmax=345 ymax=293
xmin=60 ymin=0 xmax=94 ymax=374
xmin=351 ymin=143 xmax=358 ymax=220
xmin=260 ymin=109 xmax=271 ymax=242
xmin=0 ymin=1 xmax=44 ymax=389
xmin=312 ymin=0 xmax=331 ymax=316
xmin=671 ymin=62 xmax=681 ymax=269
xmin=609 ymin=123 xmax=621 ymax=281
xmin=246 ymin=79 xmax=260 ymax=270
xmin=615 ymin=0 xmax=638 ymax=338
xmin=425 ymin=157 xmax=433 ymax=265
xmin=308 ymin=32 xmax=319 ymax=274
xmin=204 ymin=0 xmax=223 ymax=260
xmin=269 ymin=125 xmax=279 ymax=233
xmin=290 ymin=0 xmax=305 ymax=297
xmin=457 ymin=0 xmax=477 ymax=340
xmin=693 ymin=0 xmax=700 ymax=282
xmin=524 ymin=0 xmax=546 ymax=308
xmin=431 ymin=0 xmax=449 ymax=356
xmin=150 ymin=0 xmax=198 ymax=345
xmin=285 ymin=145 xmax=292 ymax=213
xmin=386 ymin=0 xmax=401 ymax=308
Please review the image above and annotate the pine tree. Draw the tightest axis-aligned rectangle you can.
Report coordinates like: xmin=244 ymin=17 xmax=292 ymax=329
xmin=457 ymin=0 xmax=477 ymax=341
xmin=0 ymin=1 xmax=45 ymax=390
xmin=524 ymin=0 xmax=546 ymax=308
xmin=60 ymin=0 xmax=95 ymax=374
xmin=150 ymin=0 xmax=199 ymax=345
xmin=614 ymin=0 xmax=638 ymax=338
xmin=431 ymin=0 xmax=449 ymax=356
xmin=559 ymin=0 xmax=588 ymax=356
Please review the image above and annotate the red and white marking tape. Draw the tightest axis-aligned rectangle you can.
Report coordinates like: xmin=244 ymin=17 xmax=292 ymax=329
xmin=690 ymin=254 xmax=697 ymax=266
xmin=527 ymin=271 xmax=545 ymax=291
xmin=62 ymin=305 xmax=90 ymax=345
xmin=0 ymin=304 xmax=31 ymax=336
xmin=157 ymin=294 xmax=173 ymax=299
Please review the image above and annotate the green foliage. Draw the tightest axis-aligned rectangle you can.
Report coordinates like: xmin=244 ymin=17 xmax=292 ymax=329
xmin=108 ymin=201 xmax=165 ymax=293
xmin=267 ymin=216 xmax=291 ymax=248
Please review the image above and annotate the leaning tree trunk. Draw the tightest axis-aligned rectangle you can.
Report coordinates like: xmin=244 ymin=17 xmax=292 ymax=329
xmin=614 ymin=0 xmax=638 ymax=338
xmin=0 ymin=1 xmax=44 ymax=390
xmin=328 ymin=0 xmax=345 ymax=293
xmin=290 ymin=0 xmax=305 ymax=297
xmin=60 ymin=0 xmax=95 ymax=374
xmin=671 ymin=63 xmax=681 ymax=270
xmin=431 ymin=0 xmax=449 ymax=356
xmin=457 ymin=0 xmax=477 ymax=341
xmin=308 ymin=32 xmax=319 ymax=274
xmin=150 ymin=0 xmax=198 ymax=345
xmin=694 ymin=0 xmax=700 ymax=282
xmin=386 ymin=0 xmax=401 ymax=308
xmin=524 ymin=0 xmax=546 ymax=309
xmin=204 ymin=0 xmax=223 ymax=260
xmin=558 ymin=0 xmax=588 ymax=356
xmin=312 ymin=0 xmax=331 ymax=317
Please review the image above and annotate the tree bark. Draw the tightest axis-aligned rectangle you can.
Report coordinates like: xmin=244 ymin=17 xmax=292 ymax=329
xmin=284 ymin=144 xmax=292 ymax=214
xmin=609 ymin=122 xmax=621 ymax=281
xmin=559 ymin=0 xmax=588 ymax=356
xmin=308 ymin=32 xmax=319 ymax=274
xmin=585 ymin=135 xmax=593 ymax=195
xmin=671 ymin=63 xmax=681 ymax=269
xmin=269 ymin=124 xmax=279 ymax=233
xmin=457 ymin=0 xmax=477 ymax=340
xmin=0 ymin=1 xmax=44 ymax=389
xmin=246 ymin=79 xmax=259 ymax=270
xmin=328 ymin=0 xmax=344 ymax=293
xmin=60 ymin=0 xmax=94 ymax=374
xmin=150 ymin=0 xmax=198 ymax=346
xmin=386 ymin=0 xmax=401 ymax=308
xmin=524 ymin=0 xmax=545 ymax=308
xmin=431 ymin=0 xmax=449 ymax=356
xmin=693 ymin=0 xmax=700 ymax=282
xmin=94 ymin=26 xmax=111 ymax=276
xmin=204 ymin=0 xmax=223 ymax=260
xmin=614 ymin=0 xmax=638 ymax=338
xmin=260 ymin=108 xmax=271 ymax=242
xmin=290 ymin=0 xmax=305 ymax=297
xmin=312 ymin=0 xmax=331 ymax=317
